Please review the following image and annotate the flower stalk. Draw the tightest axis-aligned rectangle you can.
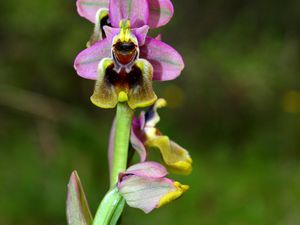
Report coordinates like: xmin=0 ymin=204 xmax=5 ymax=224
xmin=110 ymin=102 xmax=134 ymax=187
xmin=92 ymin=102 xmax=133 ymax=225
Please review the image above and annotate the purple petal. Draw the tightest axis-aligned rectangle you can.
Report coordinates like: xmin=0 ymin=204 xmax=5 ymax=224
xmin=118 ymin=162 xmax=189 ymax=213
xmin=119 ymin=176 xmax=175 ymax=213
xmin=103 ymin=26 xmax=120 ymax=43
xmin=148 ymin=0 xmax=174 ymax=28
xmin=67 ymin=171 xmax=93 ymax=225
xmin=76 ymin=0 xmax=109 ymax=23
xmin=140 ymin=37 xmax=184 ymax=81
xmin=122 ymin=161 xmax=168 ymax=179
xmin=74 ymin=39 xmax=111 ymax=80
xmin=104 ymin=25 xmax=149 ymax=46
xmin=109 ymin=0 xmax=149 ymax=28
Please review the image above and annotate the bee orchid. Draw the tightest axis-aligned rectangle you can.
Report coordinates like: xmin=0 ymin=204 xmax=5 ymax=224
xmin=74 ymin=0 xmax=184 ymax=85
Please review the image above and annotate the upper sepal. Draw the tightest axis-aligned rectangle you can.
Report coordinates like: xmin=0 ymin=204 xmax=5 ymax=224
xmin=67 ymin=171 xmax=93 ymax=225
xmin=147 ymin=0 xmax=174 ymax=28
xmin=109 ymin=0 xmax=149 ymax=28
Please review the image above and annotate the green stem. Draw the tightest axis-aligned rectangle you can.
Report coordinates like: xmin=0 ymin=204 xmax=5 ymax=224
xmin=110 ymin=102 xmax=134 ymax=187
xmin=92 ymin=187 xmax=125 ymax=225
xmin=93 ymin=103 xmax=133 ymax=225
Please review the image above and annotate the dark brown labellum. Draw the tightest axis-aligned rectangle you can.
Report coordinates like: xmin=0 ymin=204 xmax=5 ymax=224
xmin=105 ymin=63 xmax=142 ymax=89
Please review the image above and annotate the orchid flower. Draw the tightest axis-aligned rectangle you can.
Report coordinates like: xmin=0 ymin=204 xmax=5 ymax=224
xmin=75 ymin=0 xmax=184 ymax=109
xmin=90 ymin=20 xmax=157 ymax=109
xmin=118 ymin=162 xmax=189 ymax=213
xmin=131 ymin=99 xmax=193 ymax=175
xmin=74 ymin=0 xmax=184 ymax=88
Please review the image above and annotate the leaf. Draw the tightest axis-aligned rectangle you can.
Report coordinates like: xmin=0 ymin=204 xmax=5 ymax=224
xmin=93 ymin=187 xmax=125 ymax=225
xmin=67 ymin=171 xmax=93 ymax=225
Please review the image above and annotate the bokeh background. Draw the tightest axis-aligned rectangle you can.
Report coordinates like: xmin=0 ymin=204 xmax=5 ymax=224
xmin=1 ymin=0 xmax=300 ymax=224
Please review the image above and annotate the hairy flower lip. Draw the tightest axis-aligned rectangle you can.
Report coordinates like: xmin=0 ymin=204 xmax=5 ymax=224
xmin=91 ymin=58 xmax=157 ymax=109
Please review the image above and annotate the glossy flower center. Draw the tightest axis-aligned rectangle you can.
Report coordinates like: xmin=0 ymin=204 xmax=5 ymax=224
xmin=113 ymin=41 xmax=138 ymax=65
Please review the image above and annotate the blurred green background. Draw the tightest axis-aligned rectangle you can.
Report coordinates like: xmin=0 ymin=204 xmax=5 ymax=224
xmin=1 ymin=0 xmax=300 ymax=224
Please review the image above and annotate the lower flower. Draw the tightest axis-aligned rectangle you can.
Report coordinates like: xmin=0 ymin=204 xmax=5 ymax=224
xmin=118 ymin=162 xmax=189 ymax=213
xmin=131 ymin=99 xmax=193 ymax=174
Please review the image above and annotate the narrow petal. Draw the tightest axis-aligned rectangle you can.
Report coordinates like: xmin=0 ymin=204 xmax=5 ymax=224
xmin=148 ymin=0 xmax=174 ymax=28
xmin=104 ymin=25 xmax=149 ymax=46
xmin=123 ymin=161 xmax=168 ymax=178
xmin=74 ymin=39 xmax=111 ymax=80
xmin=140 ymin=37 xmax=184 ymax=81
xmin=133 ymin=25 xmax=149 ymax=46
xmin=76 ymin=0 xmax=109 ymax=23
xmin=118 ymin=163 xmax=189 ymax=213
xmin=103 ymin=26 xmax=120 ymax=43
xmin=67 ymin=171 xmax=93 ymax=225
xmin=109 ymin=0 xmax=149 ymax=28
xmin=145 ymin=136 xmax=192 ymax=175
